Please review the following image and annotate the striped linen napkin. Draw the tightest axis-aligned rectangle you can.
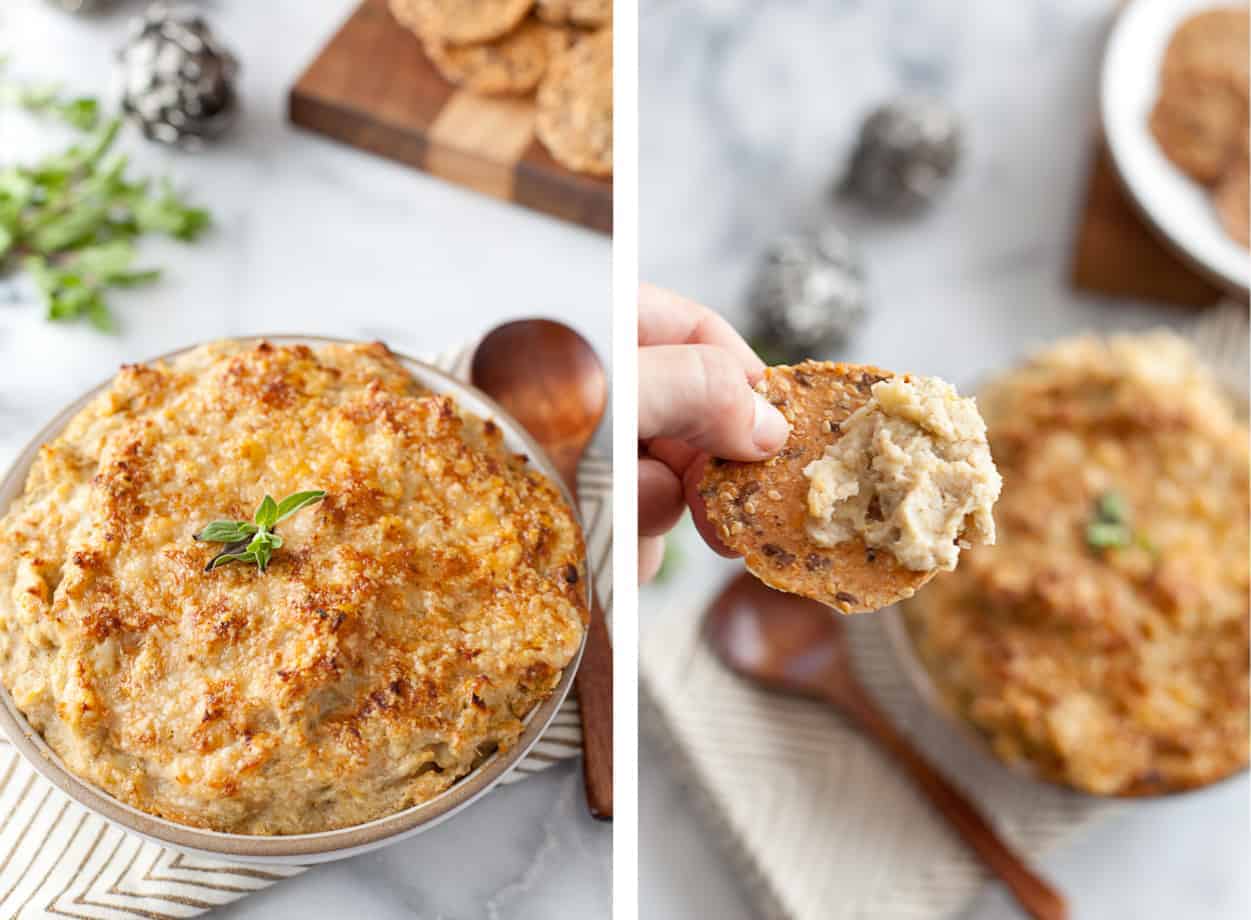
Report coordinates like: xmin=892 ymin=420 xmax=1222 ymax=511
xmin=0 ymin=341 xmax=611 ymax=918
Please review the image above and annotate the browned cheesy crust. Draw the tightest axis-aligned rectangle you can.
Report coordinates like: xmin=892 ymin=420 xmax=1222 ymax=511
xmin=0 ymin=341 xmax=586 ymax=834
xmin=903 ymin=333 xmax=1248 ymax=796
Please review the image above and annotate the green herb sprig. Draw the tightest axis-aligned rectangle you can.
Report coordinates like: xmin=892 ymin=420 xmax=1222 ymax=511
xmin=0 ymin=59 xmax=100 ymax=131
xmin=1085 ymin=490 xmax=1134 ymax=551
xmin=194 ymin=490 xmax=327 ymax=573
xmin=0 ymin=63 xmax=210 ymax=331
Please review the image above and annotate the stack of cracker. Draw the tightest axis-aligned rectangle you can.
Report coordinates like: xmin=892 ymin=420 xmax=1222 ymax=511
xmin=1150 ymin=6 xmax=1250 ymax=247
xmin=389 ymin=0 xmax=612 ymax=177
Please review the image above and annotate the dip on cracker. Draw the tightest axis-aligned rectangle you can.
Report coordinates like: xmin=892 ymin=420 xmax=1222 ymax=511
xmin=702 ymin=361 xmax=1000 ymax=614
xmin=804 ymin=374 xmax=1000 ymax=572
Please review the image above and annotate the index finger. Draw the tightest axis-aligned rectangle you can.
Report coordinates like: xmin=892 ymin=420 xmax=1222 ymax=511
xmin=638 ymin=283 xmax=766 ymax=381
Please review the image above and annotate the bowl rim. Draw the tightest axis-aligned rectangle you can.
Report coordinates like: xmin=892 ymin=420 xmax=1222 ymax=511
xmin=0 ymin=334 xmax=591 ymax=862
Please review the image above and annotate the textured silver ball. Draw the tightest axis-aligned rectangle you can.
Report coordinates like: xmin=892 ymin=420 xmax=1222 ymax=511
xmin=118 ymin=3 xmax=240 ymax=149
xmin=746 ymin=225 xmax=867 ymax=363
xmin=843 ymin=98 xmax=961 ymax=213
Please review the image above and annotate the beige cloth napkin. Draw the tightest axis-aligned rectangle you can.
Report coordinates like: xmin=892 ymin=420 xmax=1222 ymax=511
xmin=641 ymin=606 xmax=1113 ymax=920
xmin=0 ymin=342 xmax=611 ymax=918
xmin=641 ymin=306 xmax=1247 ymax=920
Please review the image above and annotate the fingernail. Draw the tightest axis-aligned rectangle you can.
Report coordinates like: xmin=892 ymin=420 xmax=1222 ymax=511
xmin=751 ymin=392 xmax=790 ymax=452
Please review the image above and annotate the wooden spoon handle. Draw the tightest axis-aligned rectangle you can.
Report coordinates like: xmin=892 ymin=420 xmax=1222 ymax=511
xmin=574 ymin=598 xmax=613 ymax=820
xmin=836 ymin=689 xmax=1068 ymax=920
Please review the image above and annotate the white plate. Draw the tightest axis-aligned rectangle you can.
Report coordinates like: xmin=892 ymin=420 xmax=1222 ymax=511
xmin=1101 ymin=0 xmax=1250 ymax=295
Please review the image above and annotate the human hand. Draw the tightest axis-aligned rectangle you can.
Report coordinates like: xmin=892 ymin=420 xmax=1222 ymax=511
xmin=638 ymin=283 xmax=790 ymax=582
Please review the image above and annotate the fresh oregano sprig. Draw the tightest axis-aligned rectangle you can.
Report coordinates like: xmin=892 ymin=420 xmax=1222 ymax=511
xmin=0 ymin=58 xmax=100 ymax=131
xmin=194 ymin=490 xmax=326 ymax=573
xmin=0 ymin=62 xmax=211 ymax=332
xmin=1085 ymin=490 xmax=1136 ymax=551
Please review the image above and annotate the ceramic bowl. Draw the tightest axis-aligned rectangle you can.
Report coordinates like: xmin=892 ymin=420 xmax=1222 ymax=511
xmin=0 ymin=335 xmax=589 ymax=863
xmin=881 ymin=310 xmax=1250 ymax=798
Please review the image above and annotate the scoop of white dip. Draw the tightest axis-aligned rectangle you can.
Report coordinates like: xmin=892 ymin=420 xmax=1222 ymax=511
xmin=802 ymin=374 xmax=1001 ymax=572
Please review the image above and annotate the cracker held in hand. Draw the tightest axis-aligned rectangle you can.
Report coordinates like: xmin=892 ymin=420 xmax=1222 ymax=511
xmin=536 ymin=28 xmax=612 ymax=176
xmin=394 ymin=0 xmax=536 ymax=45
xmin=424 ymin=18 xmax=570 ymax=95
xmin=701 ymin=362 xmax=1001 ymax=614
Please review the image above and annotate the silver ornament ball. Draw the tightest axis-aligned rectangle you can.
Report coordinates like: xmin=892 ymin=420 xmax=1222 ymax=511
xmin=117 ymin=3 xmax=240 ymax=149
xmin=844 ymin=97 xmax=961 ymax=213
xmin=747 ymin=226 xmax=867 ymax=363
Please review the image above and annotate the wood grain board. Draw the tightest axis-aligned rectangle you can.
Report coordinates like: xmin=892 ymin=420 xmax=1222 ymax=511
xmin=289 ymin=0 xmax=611 ymax=234
xmin=1071 ymin=140 xmax=1225 ymax=308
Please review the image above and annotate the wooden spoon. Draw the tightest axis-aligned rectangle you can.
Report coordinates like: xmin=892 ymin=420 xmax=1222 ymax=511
xmin=472 ymin=318 xmax=613 ymax=821
xmin=704 ymin=571 xmax=1068 ymax=920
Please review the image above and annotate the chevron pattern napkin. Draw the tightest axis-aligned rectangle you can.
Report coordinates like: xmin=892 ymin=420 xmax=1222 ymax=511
xmin=0 ymin=341 xmax=612 ymax=918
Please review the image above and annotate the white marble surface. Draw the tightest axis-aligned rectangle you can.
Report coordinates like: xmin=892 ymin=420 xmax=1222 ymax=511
xmin=0 ymin=1 xmax=610 ymax=917
xmin=640 ymin=1 xmax=1248 ymax=919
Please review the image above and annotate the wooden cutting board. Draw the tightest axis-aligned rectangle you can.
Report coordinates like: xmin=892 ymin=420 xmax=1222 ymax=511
xmin=289 ymin=0 xmax=612 ymax=235
xmin=1070 ymin=140 xmax=1225 ymax=308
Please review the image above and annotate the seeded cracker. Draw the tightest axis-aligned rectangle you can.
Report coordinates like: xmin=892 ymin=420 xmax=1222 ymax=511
xmin=536 ymin=28 xmax=613 ymax=176
xmin=535 ymin=0 xmax=611 ymax=28
xmin=1149 ymin=7 xmax=1250 ymax=187
xmin=424 ymin=18 xmax=571 ymax=95
xmin=1160 ymin=7 xmax=1250 ymax=97
xmin=392 ymin=0 xmax=536 ymax=45
xmin=701 ymin=362 xmax=937 ymax=614
xmin=1150 ymin=71 xmax=1247 ymax=184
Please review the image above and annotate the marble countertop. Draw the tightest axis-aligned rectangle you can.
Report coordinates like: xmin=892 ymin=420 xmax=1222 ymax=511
xmin=640 ymin=1 xmax=1247 ymax=919
xmin=0 ymin=1 xmax=610 ymax=917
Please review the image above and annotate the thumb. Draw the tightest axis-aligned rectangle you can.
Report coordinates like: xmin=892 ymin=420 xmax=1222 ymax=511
xmin=639 ymin=345 xmax=789 ymax=461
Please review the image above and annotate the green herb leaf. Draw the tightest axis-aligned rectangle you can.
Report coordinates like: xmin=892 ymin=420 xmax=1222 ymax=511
xmin=0 ymin=67 xmax=101 ymax=131
xmin=1086 ymin=489 xmax=1142 ymax=552
xmin=206 ymin=549 xmax=259 ymax=572
xmin=253 ymin=542 xmax=273 ymax=572
xmin=0 ymin=75 xmax=209 ymax=333
xmin=254 ymin=495 xmax=279 ymax=529
xmin=1095 ymin=491 xmax=1128 ymax=525
xmin=245 ymin=530 xmax=282 ymax=554
xmin=275 ymin=490 xmax=327 ymax=523
xmin=132 ymin=180 xmax=211 ymax=242
xmin=1086 ymin=521 xmax=1132 ymax=550
xmin=195 ymin=490 xmax=324 ymax=573
xmin=195 ymin=520 xmax=260 ymax=543
xmin=83 ymin=296 xmax=115 ymax=333
xmin=58 ymin=97 xmax=99 ymax=131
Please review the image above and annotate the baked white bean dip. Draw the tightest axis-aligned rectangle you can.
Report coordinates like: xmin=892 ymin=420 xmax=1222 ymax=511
xmin=803 ymin=374 xmax=1001 ymax=571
